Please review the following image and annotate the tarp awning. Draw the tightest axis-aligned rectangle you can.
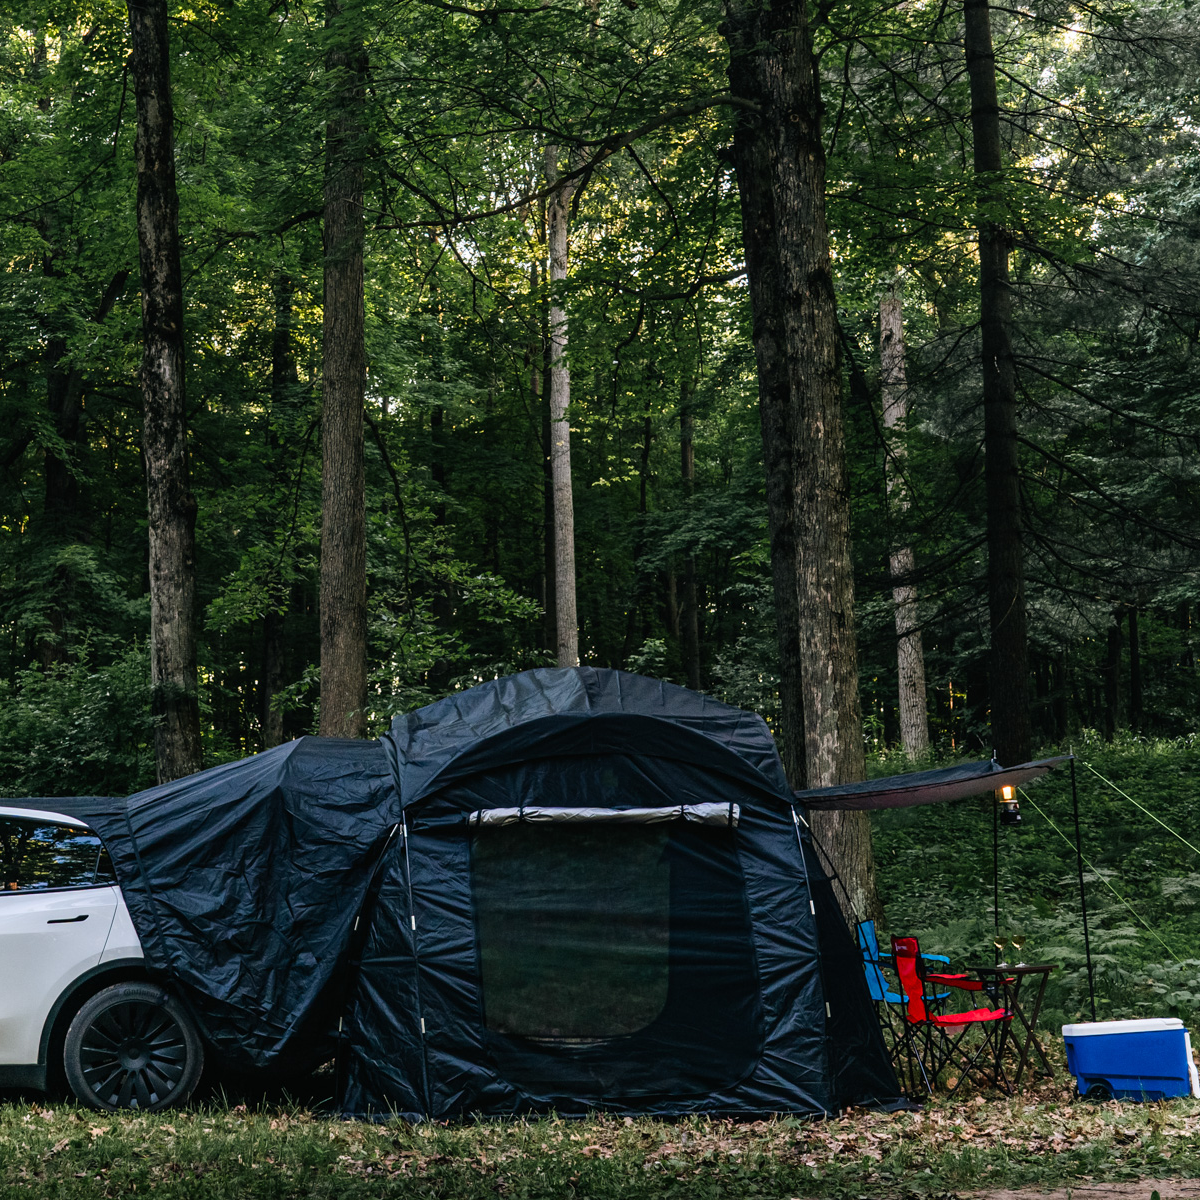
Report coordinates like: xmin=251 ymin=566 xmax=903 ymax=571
xmin=793 ymin=755 xmax=1070 ymax=811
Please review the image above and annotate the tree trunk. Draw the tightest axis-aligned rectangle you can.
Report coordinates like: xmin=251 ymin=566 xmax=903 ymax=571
xmin=271 ymin=272 xmax=299 ymax=416
xmin=546 ymin=144 xmax=579 ymax=668
xmin=40 ymin=268 xmax=128 ymax=550
xmin=128 ymin=0 xmax=202 ymax=783
xmin=1054 ymin=650 xmax=1070 ymax=739
xmin=262 ymin=272 xmax=297 ymax=749
xmin=723 ymin=0 xmax=878 ymax=923
xmin=1128 ymin=605 xmax=1142 ymax=733
xmin=680 ymin=383 xmax=702 ymax=690
xmin=879 ymin=285 xmax=929 ymax=757
xmin=319 ymin=0 xmax=368 ymax=737
xmin=1104 ymin=610 xmax=1122 ymax=742
xmin=963 ymin=0 xmax=1031 ymax=767
xmin=529 ymin=260 xmax=556 ymax=656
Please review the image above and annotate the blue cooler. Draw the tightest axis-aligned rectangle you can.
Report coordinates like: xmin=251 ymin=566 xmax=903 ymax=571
xmin=1062 ymin=1018 xmax=1200 ymax=1100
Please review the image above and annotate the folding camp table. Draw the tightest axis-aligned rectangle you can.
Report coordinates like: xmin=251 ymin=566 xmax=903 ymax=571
xmin=967 ymin=961 xmax=1058 ymax=1090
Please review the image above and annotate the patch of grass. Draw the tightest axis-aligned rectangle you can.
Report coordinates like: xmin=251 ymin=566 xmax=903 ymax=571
xmin=2 ymin=1086 xmax=1200 ymax=1199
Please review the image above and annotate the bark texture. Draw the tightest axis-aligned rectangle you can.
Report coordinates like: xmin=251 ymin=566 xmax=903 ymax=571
xmin=129 ymin=0 xmax=202 ymax=783
xmin=964 ymin=0 xmax=1031 ymax=766
xmin=723 ymin=0 xmax=878 ymax=922
xmin=546 ymin=145 xmax=579 ymax=668
xmin=319 ymin=0 xmax=368 ymax=737
xmin=529 ymin=260 xmax=557 ymax=655
xmin=880 ymin=286 xmax=929 ymax=757
xmin=680 ymin=383 xmax=702 ymax=691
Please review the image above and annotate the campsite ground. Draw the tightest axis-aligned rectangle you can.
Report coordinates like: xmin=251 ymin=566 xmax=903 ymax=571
xmin=2 ymin=1053 xmax=1199 ymax=1200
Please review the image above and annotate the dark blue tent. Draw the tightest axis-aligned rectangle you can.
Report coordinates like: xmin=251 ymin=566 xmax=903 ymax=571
xmin=342 ymin=667 xmax=900 ymax=1116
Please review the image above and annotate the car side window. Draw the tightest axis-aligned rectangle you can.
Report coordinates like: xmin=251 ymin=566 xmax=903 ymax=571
xmin=0 ymin=817 xmax=116 ymax=892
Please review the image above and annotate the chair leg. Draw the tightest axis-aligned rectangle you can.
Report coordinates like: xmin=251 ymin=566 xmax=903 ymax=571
xmin=902 ymin=1020 xmax=937 ymax=1095
xmin=935 ymin=1019 xmax=1014 ymax=1097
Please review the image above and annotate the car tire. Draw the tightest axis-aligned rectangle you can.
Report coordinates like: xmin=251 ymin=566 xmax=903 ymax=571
xmin=63 ymin=982 xmax=203 ymax=1111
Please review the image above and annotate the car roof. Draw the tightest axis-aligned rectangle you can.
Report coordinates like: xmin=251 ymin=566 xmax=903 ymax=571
xmin=0 ymin=806 xmax=89 ymax=829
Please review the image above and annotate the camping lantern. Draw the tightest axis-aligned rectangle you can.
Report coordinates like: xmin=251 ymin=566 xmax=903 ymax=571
xmin=997 ymin=784 xmax=1021 ymax=826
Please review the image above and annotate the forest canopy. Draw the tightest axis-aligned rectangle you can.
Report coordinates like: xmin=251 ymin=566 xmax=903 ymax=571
xmin=1 ymin=0 xmax=1198 ymax=798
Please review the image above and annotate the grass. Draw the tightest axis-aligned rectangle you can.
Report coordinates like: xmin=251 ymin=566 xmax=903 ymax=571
xmin=3 ymin=1054 xmax=1200 ymax=1200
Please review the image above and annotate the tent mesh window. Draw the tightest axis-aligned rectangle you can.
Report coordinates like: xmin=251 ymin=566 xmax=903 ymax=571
xmin=470 ymin=818 xmax=762 ymax=1098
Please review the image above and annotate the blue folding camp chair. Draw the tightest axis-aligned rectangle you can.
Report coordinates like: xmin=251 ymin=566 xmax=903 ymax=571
xmin=858 ymin=920 xmax=904 ymax=1004
xmin=857 ymin=920 xmax=950 ymax=1092
xmin=858 ymin=920 xmax=952 ymax=1001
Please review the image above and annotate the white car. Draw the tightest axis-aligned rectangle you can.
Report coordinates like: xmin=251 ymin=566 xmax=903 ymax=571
xmin=0 ymin=806 xmax=203 ymax=1110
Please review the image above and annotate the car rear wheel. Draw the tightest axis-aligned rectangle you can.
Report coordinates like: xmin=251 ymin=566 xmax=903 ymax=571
xmin=63 ymin=982 xmax=203 ymax=1111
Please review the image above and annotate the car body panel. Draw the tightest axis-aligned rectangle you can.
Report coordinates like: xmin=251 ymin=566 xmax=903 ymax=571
xmin=0 ymin=806 xmax=145 ymax=1074
xmin=99 ymin=897 xmax=142 ymax=964
xmin=0 ymin=885 xmax=118 ymax=1065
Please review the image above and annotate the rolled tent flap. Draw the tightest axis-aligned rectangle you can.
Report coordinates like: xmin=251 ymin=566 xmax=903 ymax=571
xmin=468 ymin=802 xmax=740 ymax=828
xmin=794 ymin=755 xmax=1070 ymax=811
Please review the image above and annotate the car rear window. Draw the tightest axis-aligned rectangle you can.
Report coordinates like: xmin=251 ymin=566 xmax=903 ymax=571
xmin=0 ymin=816 xmax=117 ymax=892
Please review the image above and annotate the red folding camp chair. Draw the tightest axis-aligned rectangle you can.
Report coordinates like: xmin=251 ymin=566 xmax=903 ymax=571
xmin=891 ymin=936 xmax=1013 ymax=1095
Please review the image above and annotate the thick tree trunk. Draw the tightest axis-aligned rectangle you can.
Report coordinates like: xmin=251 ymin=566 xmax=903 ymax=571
xmin=680 ymin=383 xmax=702 ymax=690
xmin=963 ymin=0 xmax=1031 ymax=767
xmin=546 ymin=145 xmax=579 ymax=668
xmin=879 ymin=286 xmax=929 ymax=757
xmin=319 ymin=0 xmax=368 ymax=737
xmin=721 ymin=22 xmax=803 ymax=788
xmin=723 ymin=0 xmax=878 ymax=922
xmin=128 ymin=0 xmax=202 ymax=783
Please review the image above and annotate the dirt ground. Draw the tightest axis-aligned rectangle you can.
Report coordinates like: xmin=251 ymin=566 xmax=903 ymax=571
xmin=964 ymin=1181 xmax=1200 ymax=1200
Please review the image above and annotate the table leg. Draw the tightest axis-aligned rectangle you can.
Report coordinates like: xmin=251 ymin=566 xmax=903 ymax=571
xmin=1019 ymin=972 xmax=1054 ymax=1080
xmin=993 ymin=974 xmax=1023 ymax=1092
xmin=1009 ymin=971 xmax=1054 ymax=1090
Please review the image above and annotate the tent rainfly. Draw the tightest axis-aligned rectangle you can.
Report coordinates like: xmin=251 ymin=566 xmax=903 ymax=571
xmin=10 ymin=668 xmax=1063 ymax=1118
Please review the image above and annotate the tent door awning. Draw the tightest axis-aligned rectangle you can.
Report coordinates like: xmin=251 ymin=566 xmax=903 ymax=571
xmin=468 ymin=803 xmax=740 ymax=828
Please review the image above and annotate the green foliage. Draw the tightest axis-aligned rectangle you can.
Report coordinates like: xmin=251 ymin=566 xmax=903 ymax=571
xmin=0 ymin=645 xmax=156 ymax=798
xmin=0 ymin=0 xmax=1198 ymax=805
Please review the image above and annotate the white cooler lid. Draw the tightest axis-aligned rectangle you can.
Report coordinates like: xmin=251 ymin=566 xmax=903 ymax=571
xmin=1062 ymin=1018 xmax=1185 ymax=1037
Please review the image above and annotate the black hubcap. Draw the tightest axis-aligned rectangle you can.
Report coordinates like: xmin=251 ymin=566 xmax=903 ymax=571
xmin=78 ymin=1001 xmax=187 ymax=1109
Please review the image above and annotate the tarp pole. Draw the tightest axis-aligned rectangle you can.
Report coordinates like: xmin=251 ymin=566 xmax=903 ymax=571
xmin=1070 ymin=755 xmax=1097 ymax=1022
xmin=992 ymin=758 xmax=1000 ymax=961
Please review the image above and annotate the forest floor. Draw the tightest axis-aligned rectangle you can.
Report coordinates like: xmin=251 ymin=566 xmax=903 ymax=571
xmin=2 ymin=1048 xmax=1199 ymax=1199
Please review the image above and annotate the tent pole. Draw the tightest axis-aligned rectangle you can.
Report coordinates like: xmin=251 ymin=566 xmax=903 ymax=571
xmin=401 ymin=813 xmax=433 ymax=1111
xmin=1070 ymin=755 xmax=1097 ymax=1022
xmin=791 ymin=807 xmax=836 ymax=1116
